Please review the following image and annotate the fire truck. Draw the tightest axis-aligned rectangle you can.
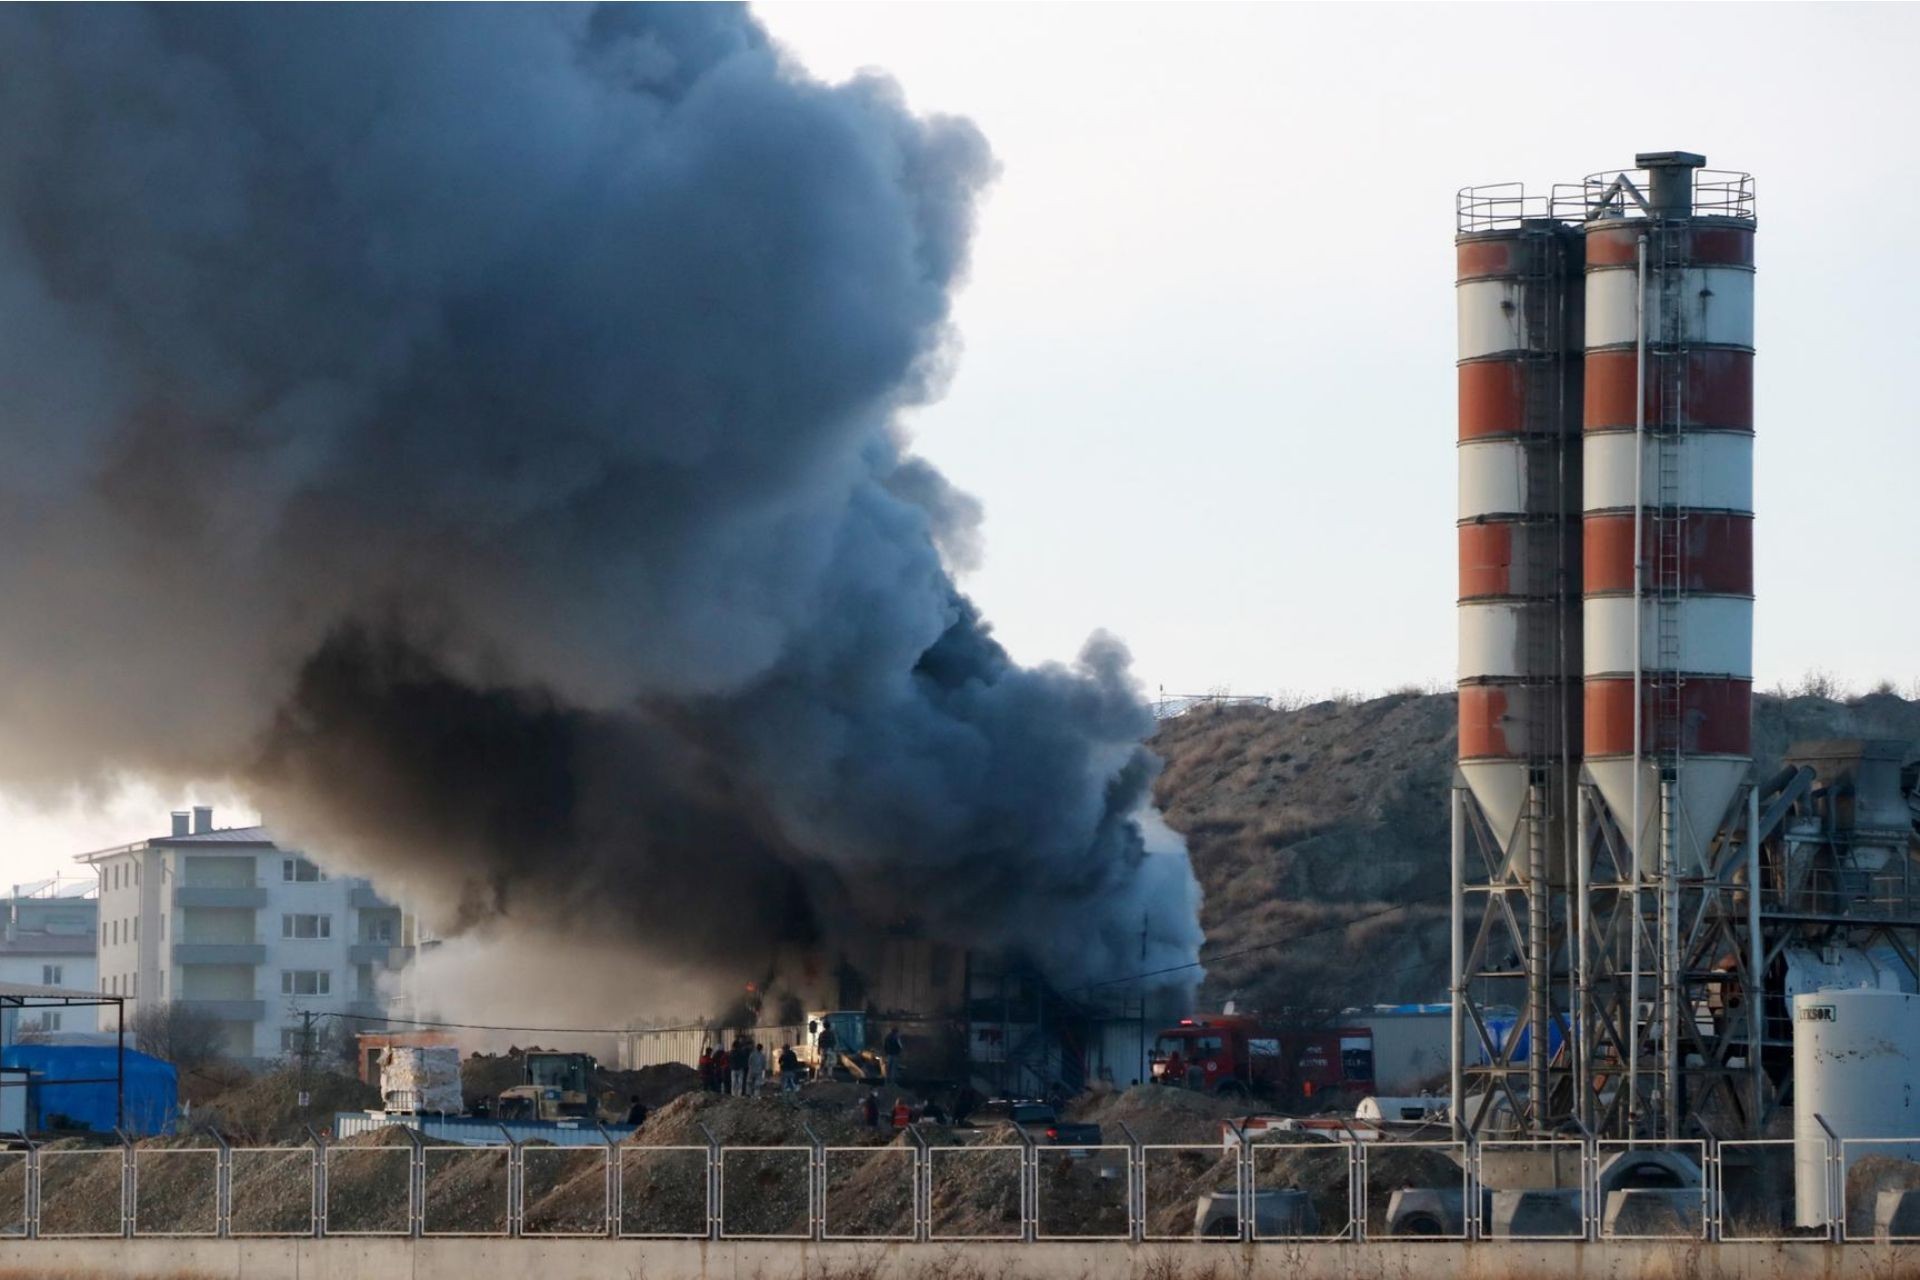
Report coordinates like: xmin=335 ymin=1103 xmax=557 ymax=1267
xmin=1149 ymin=1015 xmax=1376 ymax=1110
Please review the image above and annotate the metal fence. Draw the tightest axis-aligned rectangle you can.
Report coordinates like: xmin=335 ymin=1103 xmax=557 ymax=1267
xmin=2 ymin=1130 xmax=1917 ymax=1243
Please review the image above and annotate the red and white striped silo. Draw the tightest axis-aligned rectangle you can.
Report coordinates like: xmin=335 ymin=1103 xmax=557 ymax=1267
xmin=1455 ymin=210 xmax=1584 ymax=861
xmin=1580 ymin=152 xmax=1756 ymax=869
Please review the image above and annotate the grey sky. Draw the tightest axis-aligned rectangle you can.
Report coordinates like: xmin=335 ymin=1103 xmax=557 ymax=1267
xmin=3 ymin=3 xmax=1913 ymax=887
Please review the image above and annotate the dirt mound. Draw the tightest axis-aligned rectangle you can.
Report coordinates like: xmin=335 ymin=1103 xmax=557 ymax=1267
xmin=1067 ymin=1083 xmax=1244 ymax=1145
xmin=601 ymin=1062 xmax=701 ymax=1113
xmin=634 ymin=1087 xmax=895 ymax=1149
xmin=199 ymin=1068 xmax=379 ymax=1146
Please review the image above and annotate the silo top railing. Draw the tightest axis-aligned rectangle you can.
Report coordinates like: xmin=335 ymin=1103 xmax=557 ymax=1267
xmin=1456 ymin=183 xmax=1556 ymax=233
xmin=1554 ymin=169 xmax=1756 ymax=221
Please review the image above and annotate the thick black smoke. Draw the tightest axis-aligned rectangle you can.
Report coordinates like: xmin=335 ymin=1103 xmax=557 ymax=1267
xmin=0 ymin=4 xmax=1202 ymax=996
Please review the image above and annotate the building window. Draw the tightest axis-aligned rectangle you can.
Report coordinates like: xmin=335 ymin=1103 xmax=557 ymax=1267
xmin=32 ymin=1012 xmax=62 ymax=1033
xmin=366 ymin=918 xmax=395 ymax=944
xmin=281 ymin=970 xmax=331 ymax=996
xmin=282 ymin=913 xmax=332 ymax=940
xmin=282 ymin=857 xmax=327 ymax=883
xmin=42 ymin=965 xmax=62 ymax=986
xmin=133 ymin=918 xmax=139 ymax=942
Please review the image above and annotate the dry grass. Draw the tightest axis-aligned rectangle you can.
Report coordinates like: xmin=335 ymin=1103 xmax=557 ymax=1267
xmin=1150 ymin=689 xmax=1920 ymax=1014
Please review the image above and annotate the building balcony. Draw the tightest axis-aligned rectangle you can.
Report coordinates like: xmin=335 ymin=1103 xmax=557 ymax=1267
xmin=172 ymin=942 xmax=267 ymax=966
xmin=174 ymin=885 xmax=267 ymax=909
xmin=347 ymin=942 xmax=413 ymax=967
xmin=347 ymin=884 xmax=393 ymax=911
xmin=177 ymin=998 xmax=265 ymax=1021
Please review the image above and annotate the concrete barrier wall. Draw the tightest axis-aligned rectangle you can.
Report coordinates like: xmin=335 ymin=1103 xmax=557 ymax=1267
xmin=0 ymin=1239 xmax=1914 ymax=1280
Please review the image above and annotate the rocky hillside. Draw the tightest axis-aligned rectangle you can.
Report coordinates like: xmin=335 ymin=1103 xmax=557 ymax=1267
xmin=1148 ymin=689 xmax=1920 ymax=1015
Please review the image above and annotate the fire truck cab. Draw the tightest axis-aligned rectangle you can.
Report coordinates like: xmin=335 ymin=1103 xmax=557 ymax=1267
xmin=1150 ymin=1015 xmax=1375 ymax=1110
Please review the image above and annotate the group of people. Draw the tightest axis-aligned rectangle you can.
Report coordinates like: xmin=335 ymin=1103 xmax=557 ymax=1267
xmin=698 ymin=1035 xmax=813 ymax=1096
xmin=692 ymin=1024 xmax=910 ymax=1100
xmin=698 ymin=1036 xmax=767 ymax=1095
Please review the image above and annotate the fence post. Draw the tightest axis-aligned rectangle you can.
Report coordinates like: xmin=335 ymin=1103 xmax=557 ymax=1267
xmin=1010 ymin=1122 xmax=1037 ymax=1242
xmin=593 ymin=1122 xmax=618 ymax=1239
xmin=802 ymin=1121 xmax=826 ymax=1241
xmin=304 ymin=1125 xmax=328 ymax=1239
xmin=1566 ymin=1116 xmax=1597 ymax=1243
xmin=697 ymin=1122 xmax=720 ymax=1242
xmin=1334 ymin=1118 xmax=1366 ymax=1242
xmin=1712 ymin=1136 xmax=1728 ymax=1243
xmin=1117 ymin=1121 xmax=1143 ymax=1244
xmin=1813 ymin=1113 xmax=1841 ymax=1242
xmin=201 ymin=1127 xmax=232 ymax=1240
xmin=904 ymin=1123 xmax=930 ymax=1244
xmin=1465 ymin=1136 xmax=1480 ymax=1242
xmin=395 ymin=1126 xmax=425 ymax=1239
xmin=1224 ymin=1120 xmax=1251 ymax=1244
xmin=115 ymin=1127 xmax=135 ymax=1239
xmin=14 ymin=1133 xmax=40 ymax=1240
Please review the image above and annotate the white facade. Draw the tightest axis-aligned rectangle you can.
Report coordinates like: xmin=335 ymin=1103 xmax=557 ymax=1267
xmin=0 ymin=879 xmax=99 ymax=1038
xmin=77 ymin=808 xmax=414 ymax=1061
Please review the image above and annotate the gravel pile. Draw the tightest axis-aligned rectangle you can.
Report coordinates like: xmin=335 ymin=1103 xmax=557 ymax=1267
xmin=1066 ymin=1083 xmax=1245 ymax=1145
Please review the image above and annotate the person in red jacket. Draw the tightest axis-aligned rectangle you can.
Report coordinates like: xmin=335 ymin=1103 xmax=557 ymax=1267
xmin=712 ymin=1046 xmax=731 ymax=1095
xmin=891 ymin=1097 xmax=912 ymax=1131
xmin=698 ymin=1046 xmax=715 ymax=1093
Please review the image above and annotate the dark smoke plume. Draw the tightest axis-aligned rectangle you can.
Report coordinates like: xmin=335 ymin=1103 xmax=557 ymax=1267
xmin=0 ymin=4 xmax=1202 ymax=997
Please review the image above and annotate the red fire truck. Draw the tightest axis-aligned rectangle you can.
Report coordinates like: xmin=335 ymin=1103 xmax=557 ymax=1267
xmin=1148 ymin=1015 xmax=1376 ymax=1110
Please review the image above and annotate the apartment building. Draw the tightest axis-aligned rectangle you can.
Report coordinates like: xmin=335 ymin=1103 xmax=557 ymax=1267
xmin=76 ymin=807 xmax=414 ymax=1060
xmin=0 ymin=878 xmax=99 ymax=1038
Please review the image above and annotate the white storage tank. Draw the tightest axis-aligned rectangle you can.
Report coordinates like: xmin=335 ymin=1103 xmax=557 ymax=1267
xmin=1793 ymin=989 xmax=1920 ymax=1227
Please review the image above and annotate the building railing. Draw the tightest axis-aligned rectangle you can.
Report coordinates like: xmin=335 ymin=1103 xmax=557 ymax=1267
xmin=1 ymin=1127 xmax=1914 ymax=1244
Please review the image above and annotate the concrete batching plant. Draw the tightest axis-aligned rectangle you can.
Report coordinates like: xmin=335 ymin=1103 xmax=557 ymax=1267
xmin=1452 ymin=153 xmax=1920 ymax=1145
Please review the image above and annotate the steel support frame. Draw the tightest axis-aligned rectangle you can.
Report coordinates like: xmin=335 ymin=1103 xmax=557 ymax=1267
xmin=1452 ymin=782 xmax=1575 ymax=1138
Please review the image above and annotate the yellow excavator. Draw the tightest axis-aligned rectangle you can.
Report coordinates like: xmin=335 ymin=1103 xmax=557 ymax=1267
xmin=496 ymin=1051 xmax=595 ymax=1122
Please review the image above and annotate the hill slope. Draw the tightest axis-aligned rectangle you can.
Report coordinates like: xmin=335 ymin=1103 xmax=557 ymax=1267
xmin=1148 ymin=690 xmax=1920 ymax=1015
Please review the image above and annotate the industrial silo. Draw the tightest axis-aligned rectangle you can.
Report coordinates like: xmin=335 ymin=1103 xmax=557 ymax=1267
xmin=1453 ymin=192 xmax=1584 ymax=1132
xmin=1579 ymin=151 xmax=1756 ymax=871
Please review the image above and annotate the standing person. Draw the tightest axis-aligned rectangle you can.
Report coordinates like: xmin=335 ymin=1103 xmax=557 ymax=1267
xmin=712 ymin=1045 xmax=731 ymax=1096
xmin=815 ymin=1021 xmax=836 ymax=1078
xmin=698 ymin=1045 xmax=715 ymax=1093
xmin=729 ymin=1040 xmax=747 ymax=1098
xmin=861 ymin=1090 xmax=880 ymax=1130
xmin=890 ymin=1096 xmax=911 ymax=1131
xmin=778 ymin=1044 xmax=801 ymax=1094
xmin=747 ymin=1042 xmax=768 ymax=1095
xmin=882 ymin=1027 xmax=904 ymax=1082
